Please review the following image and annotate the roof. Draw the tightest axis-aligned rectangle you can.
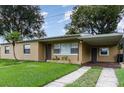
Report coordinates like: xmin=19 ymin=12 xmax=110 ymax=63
xmin=0 ymin=33 xmax=123 ymax=46
xmin=41 ymin=34 xmax=81 ymax=42
xmin=79 ymin=33 xmax=123 ymax=46
xmin=0 ymin=34 xmax=81 ymax=45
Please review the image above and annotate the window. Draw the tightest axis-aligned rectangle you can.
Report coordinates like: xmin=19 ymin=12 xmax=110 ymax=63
xmin=5 ymin=46 xmax=10 ymax=54
xmin=53 ymin=44 xmax=60 ymax=54
xmin=24 ymin=44 xmax=30 ymax=54
xmin=53 ymin=43 xmax=78 ymax=55
xmin=61 ymin=44 xmax=71 ymax=54
xmin=71 ymin=43 xmax=78 ymax=54
xmin=99 ymin=48 xmax=109 ymax=56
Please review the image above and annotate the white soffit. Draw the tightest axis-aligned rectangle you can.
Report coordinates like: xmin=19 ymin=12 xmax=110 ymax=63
xmin=79 ymin=33 xmax=123 ymax=46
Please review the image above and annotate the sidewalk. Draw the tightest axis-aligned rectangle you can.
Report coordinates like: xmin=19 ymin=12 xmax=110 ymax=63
xmin=96 ymin=68 xmax=118 ymax=87
xmin=44 ymin=66 xmax=91 ymax=87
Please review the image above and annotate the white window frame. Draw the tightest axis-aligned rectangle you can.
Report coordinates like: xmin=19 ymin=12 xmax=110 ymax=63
xmin=53 ymin=44 xmax=61 ymax=54
xmin=5 ymin=46 xmax=10 ymax=54
xmin=53 ymin=43 xmax=78 ymax=55
xmin=54 ymin=44 xmax=60 ymax=49
xmin=71 ymin=43 xmax=78 ymax=48
xmin=61 ymin=43 xmax=72 ymax=55
xmin=99 ymin=48 xmax=109 ymax=56
xmin=70 ymin=43 xmax=78 ymax=54
xmin=23 ymin=44 xmax=31 ymax=54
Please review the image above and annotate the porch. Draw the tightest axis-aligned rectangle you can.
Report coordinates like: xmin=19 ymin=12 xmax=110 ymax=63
xmin=80 ymin=33 xmax=123 ymax=67
xmin=41 ymin=33 xmax=123 ymax=65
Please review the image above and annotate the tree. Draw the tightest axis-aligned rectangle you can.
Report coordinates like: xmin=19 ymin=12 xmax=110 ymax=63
xmin=0 ymin=5 xmax=46 ymax=39
xmin=5 ymin=32 xmax=21 ymax=60
xmin=65 ymin=5 xmax=124 ymax=35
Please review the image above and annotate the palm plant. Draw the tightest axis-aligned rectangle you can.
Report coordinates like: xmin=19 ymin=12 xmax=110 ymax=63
xmin=5 ymin=32 xmax=21 ymax=60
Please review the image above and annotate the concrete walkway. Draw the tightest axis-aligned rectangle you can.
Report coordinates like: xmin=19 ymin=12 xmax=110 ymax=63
xmin=96 ymin=68 xmax=118 ymax=87
xmin=44 ymin=66 xmax=91 ymax=87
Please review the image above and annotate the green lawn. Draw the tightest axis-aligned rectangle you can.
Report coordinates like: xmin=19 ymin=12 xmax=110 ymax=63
xmin=0 ymin=59 xmax=23 ymax=67
xmin=0 ymin=59 xmax=79 ymax=87
xmin=66 ymin=67 xmax=102 ymax=87
xmin=115 ymin=68 xmax=124 ymax=87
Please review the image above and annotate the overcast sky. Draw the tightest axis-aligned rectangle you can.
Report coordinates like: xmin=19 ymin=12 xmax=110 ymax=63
xmin=0 ymin=5 xmax=124 ymax=43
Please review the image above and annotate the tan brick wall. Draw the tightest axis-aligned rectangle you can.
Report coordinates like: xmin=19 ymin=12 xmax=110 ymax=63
xmin=51 ymin=41 xmax=91 ymax=64
xmin=81 ymin=41 xmax=91 ymax=63
xmin=52 ymin=55 xmax=79 ymax=64
xmin=38 ymin=42 xmax=45 ymax=61
xmin=97 ymin=45 xmax=119 ymax=62
xmin=0 ymin=40 xmax=119 ymax=63
xmin=51 ymin=42 xmax=80 ymax=64
xmin=0 ymin=42 xmax=40 ymax=61
xmin=79 ymin=42 xmax=119 ymax=63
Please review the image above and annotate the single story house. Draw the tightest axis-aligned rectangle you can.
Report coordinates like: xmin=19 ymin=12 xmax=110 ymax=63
xmin=0 ymin=33 xmax=124 ymax=64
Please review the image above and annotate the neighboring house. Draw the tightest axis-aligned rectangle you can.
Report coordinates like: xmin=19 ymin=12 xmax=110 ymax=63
xmin=0 ymin=33 xmax=123 ymax=64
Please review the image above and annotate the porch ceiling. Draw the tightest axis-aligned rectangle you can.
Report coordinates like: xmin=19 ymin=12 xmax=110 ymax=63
xmin=79 ymin=33 xmax=123 ymax=46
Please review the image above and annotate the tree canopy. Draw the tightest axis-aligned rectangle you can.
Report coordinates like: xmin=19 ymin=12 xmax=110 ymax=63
xmin=65 ymin=5 xmax=124 ymax=35
xmin=0 ymin=5 xmax=46 ymax=39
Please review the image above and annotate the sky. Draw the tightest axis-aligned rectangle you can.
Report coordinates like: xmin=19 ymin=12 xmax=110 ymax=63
xmin=0 ymin=5 xmax=124 ymax=43
xmin=41 ymin=5 xmax=74 ymax=37
xmin=0 ymin=5 xmax=74 ymax=43
xmin=41 ymin=5 xmax=124 ymax=37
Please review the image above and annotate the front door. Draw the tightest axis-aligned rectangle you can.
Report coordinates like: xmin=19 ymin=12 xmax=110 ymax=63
xmin=45 ymin=44 xmax=51 ymax=60
xmin=91 ymin=48 xmax=97 ymax=63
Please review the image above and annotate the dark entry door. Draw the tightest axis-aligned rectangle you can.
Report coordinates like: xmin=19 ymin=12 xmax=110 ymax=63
xmin=45 ymin=44 xmax=52 ymax=60
xmin=91 ymin=48 xmax=97 ymax=63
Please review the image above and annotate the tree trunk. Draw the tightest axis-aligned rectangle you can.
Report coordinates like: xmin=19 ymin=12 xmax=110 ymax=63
xmin=12 ymin=41 xmax=17 ymax=60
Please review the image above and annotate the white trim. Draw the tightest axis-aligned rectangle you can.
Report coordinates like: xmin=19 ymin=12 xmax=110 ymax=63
xmin=4 ymin=46 xmax=10 ymax=54
xmin=53 ymin=43 xmax=79 ymax=55
xmin=23 ymin=44 xmax=31 ymax=54
xmin=54 ymin=44 xmax=61 ymax=49
xmin=24 ymin=44 xmax=30 ymax=49
xmin=53 ymin=54 xmax=78 ymax=56
xmin=24 ymin=54 xmax=31 ymax=55
xmin=99 ymin=48 xmax=109 ymax=56
xmin=4 ymin=53 xmax=11 ymax=55
xmin=71 ymin=43 xmax=78 ymax=48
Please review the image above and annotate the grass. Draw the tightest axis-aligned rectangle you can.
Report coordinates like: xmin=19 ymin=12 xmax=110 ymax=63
xmin=66 ymin=67 xmax=102 ymax=87
xmin=0 ymin=59 xmax=22 ymax=67
xmin=115 ymin=68 xmax=124 ymax=87
xmin=0 ymin=59 xmax=79 ymax=87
